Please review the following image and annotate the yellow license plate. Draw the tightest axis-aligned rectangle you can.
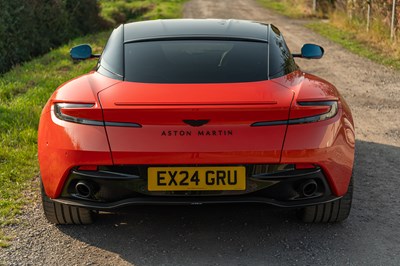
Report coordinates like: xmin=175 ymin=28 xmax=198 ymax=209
xmin=148 ymin=166 xmax=246 ymax=191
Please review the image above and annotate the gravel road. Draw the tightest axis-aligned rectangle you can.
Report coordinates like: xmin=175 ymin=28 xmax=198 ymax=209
xmin=1 ymin=0 xmax=400 ymax=265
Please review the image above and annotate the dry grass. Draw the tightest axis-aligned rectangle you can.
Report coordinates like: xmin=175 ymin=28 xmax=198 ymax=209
xmin=257 ymin=0 xmax=400 ymax=70
xmin=258 ymin=0 xmax=314 ymax=18
xmin=328 ymin=11 xmax=400 ymax=61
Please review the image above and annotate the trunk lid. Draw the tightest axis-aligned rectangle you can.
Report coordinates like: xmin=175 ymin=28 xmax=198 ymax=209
xmin=98 ymin=81 xmax=294 ymax=164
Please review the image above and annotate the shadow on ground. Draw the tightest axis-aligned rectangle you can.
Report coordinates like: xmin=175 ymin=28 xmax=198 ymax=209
xmin=57 ymin=140 xmax=400 ymax=265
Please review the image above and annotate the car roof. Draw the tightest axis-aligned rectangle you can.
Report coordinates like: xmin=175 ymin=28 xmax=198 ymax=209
xmin=123 ymin=19 xmax=270 ymax=43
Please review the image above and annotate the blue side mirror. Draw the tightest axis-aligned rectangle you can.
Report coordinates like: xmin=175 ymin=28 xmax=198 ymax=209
xmin=300 ymin=44 xmax=324 ymax=59
xmin=70 ymin=44 xmax=94 ymax=60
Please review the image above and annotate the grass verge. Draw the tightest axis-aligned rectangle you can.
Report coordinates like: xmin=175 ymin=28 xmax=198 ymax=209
xmin=256 ymin=0 xmax=400 ymax=70
xmin=0 ymin=0 xmax=186 ymax=247
xmin=100 ymin=0 xmax=187 ymax=24
xmin=257 ymin=0 xmax=315 ymax=18
xmin=307 ymin=21 xmax=400 ymax=70
xmin=0 ymin=31 xmax=109 ymax=247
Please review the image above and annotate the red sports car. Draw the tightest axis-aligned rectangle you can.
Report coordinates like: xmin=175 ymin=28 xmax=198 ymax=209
xmin=38 ymin=19 xmax=355 ymax=224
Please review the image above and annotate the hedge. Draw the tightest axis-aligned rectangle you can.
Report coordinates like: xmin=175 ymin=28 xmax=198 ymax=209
xmin=0 ymin=0 xmax=109 ymax=74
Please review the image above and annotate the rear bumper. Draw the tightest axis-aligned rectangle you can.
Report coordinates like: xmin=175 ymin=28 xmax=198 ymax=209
xmin=53 ymin=195 xmax=341 ymax=210
xmin=54 ymin=166 xmax=341 ymax=210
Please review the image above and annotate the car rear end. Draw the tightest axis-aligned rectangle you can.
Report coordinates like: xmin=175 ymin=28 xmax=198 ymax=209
xmin=38 ymin=19 xmax=354 ymax=224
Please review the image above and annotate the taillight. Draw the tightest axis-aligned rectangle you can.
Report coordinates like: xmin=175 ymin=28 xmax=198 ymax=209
xmin=295 ymin=163 xmax=316 ymax=169
xmin=288 ymin=101 xmax=338 ymax=125
xmin=54 ymin=103 xmax=142 ymax=127
xmin=78 ymin=165 xmax=98 ymax=171
xmin=54 ymin=103 xmax=104 ymax=126
xmin=251 ymin=101 xmax=338 ymax=127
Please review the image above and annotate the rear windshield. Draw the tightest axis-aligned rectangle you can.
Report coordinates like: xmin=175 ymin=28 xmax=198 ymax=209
xmin=124 ymin=40 xmax=268 ymax=83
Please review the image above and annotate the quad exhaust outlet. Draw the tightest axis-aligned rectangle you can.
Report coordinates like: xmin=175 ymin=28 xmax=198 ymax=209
xmin=75 ymin=181 xmax=96 ymax=198
xmin=300 ymin=179 xmax=318 ymax=197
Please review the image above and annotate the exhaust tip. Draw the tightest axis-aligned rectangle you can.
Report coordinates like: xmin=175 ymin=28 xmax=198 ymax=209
xmin=300 ymin=179 xmax=318 ymax=197
xmin=75 ymin=181 xmax=95 ymax=198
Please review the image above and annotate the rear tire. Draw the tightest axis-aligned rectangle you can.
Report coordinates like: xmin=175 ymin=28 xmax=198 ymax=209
xmin=300 ymin=177 xmax=353 ymax=223
xmin=41 ymin=180 xmax=94 ymax=225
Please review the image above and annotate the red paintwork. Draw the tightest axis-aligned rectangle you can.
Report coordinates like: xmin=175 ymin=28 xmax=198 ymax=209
xmin=38 ymin=70 xmax=355 ymax=199
xmin=38 ymin=73 xmax=119 ymax=197
xmin=99 ymin=79 xmax=293 ymax=166
xmin=273 ymin=71 xmax=354 ymax=195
